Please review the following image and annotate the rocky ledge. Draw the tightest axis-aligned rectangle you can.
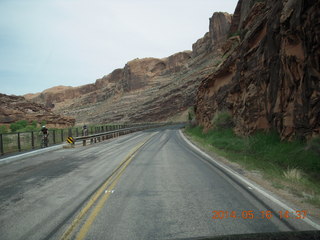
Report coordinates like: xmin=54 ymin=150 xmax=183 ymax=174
xmin=0 ymin=93 xmax=75 ymax=128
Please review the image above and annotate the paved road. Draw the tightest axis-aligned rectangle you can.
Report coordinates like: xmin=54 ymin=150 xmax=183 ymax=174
xmin=0 ymin=126 xmax=318 ymax=240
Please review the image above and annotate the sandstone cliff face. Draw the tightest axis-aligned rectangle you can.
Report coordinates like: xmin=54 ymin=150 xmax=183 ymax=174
xmin=192 ymin=12 xmax=232 ymax=57
xmin=25 ymin=11 xmax=232 ymax=125
xmin=196 ymin=0 xmax=320 ymax=140
xmin=0 ymin=94 xmax=75 ymax=128
xmin=25 ymin=51 xmax=192 ymax=110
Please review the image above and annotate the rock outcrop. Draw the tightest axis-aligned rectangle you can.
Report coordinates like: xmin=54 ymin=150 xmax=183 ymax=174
xmin=0 ymin=93 xmax=75 ymax=128
xmin=25 ymin=51 xmax=192 ymax=110
xmin=195 ymin=0 xmax=320 ymax=140
xmin=192 ymin=12 xmax=232 ymax=57
xmin=24 ymin=11 xmax=232 ymax=125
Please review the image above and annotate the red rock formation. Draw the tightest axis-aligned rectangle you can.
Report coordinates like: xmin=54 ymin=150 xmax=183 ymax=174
xmin=195 ymin=0 xmax=320 ymax=140
xmin=24 ymin=12 xmax=232 ymax=124
xmin=25 ymin=51 xmax=192 ymax=108
xmin=0 ymin=93 xmax=75 ymax=128
xmin=192 ymin=12 xmax=232 ymax=57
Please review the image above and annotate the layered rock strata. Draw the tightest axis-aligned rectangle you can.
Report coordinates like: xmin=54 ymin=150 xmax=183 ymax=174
xmin=195 ymin=0 xmax=320 ymax=140
xmin=0 ymin=93 xmax=75 ymax=128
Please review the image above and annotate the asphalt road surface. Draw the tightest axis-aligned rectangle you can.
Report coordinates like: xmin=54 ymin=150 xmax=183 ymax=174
xmin=0 ymin=125 xmax=318 ymax=240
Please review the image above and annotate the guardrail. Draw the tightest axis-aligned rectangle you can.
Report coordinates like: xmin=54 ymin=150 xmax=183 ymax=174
xmin=0 ymin=123 xmax=167 ymax=156
xmin=73 ymin=123 xmax=166 ymax=146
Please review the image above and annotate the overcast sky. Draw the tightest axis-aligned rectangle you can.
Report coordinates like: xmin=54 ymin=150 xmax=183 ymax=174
xmin=0 ymin=0 xmax=238 ymax=96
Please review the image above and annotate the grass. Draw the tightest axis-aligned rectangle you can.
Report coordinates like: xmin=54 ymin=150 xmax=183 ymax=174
xmin=283 ymin=168 xmax=303 ymax=182
xmin=185 ymin=125 xmax=320 ymax=207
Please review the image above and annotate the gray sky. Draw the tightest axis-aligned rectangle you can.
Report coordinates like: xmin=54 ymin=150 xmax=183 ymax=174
xmin=0 ymin=0 xmax=238 ymax=96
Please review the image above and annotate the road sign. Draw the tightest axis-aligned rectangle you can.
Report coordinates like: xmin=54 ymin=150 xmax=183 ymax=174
xmin=67 ymin=137 xmax=75 ymax=144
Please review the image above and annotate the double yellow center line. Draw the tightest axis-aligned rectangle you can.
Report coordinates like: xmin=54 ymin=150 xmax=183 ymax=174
xmin=60 ymin=133 xmax=155 ymax=240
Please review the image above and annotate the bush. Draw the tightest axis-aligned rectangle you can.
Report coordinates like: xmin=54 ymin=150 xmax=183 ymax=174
xmin=24 ymin=125 xmax=38 ymax=132
xmin=10 ymin=120 xmax=40 ymax=132
xmin=187 ymin=107 xmax=197 ymax=127
xmin=211 ymin=111 xmax=234 ymax=129
xmin=31 ymin=120 xmax=37 ymax=128
xmin=0 ymin=125 xmax=8 ymax=134
xmin=10 ymin=122 xmax=20 ymax=132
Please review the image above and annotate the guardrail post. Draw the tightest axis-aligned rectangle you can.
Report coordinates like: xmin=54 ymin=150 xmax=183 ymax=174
xmin=0 ymin=134 xmax=3 ymax=155
xmin=76 ymin=128 xmax=79 ymax=137
xmin=31 ymin=131 xmax=35 ymax=149
xmin=61 ymin=129 xmax=64 ymax=142
xmin=68 ymin=128 xmax=72 ymax=137
xmin=53 ymin=130 xmax=56 ymax=144
xmin=17 ymin=132 xmax=21 ymax=152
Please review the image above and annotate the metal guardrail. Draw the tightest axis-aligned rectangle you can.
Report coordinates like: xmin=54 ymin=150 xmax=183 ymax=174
xmin=0 ymin=123 xmax=168 ymax=156
xmin=73 ymin=123 xmax=166 ymax=146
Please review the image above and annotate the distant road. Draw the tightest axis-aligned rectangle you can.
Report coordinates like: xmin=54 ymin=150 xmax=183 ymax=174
xmin=0 ymin=125 xmax=317 ymax=240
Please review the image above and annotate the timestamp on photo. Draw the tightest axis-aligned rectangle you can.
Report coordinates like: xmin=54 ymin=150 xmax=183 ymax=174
xmin=211 ymin=210 xmax=308 ymax=220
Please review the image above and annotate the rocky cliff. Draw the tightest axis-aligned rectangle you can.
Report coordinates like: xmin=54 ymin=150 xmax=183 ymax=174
xmin=25 ymin=12 xmax=232 ymax=124
xmin=0 ymin=93 xmax=75 ymax=128
xmin=195 ymin=0 xmax=320 ymax=140
xmin=192 ymin=12 xmax=232 ymax=57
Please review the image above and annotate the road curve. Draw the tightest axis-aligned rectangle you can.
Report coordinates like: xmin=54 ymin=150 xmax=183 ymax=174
xmin=0 ymin=125 xmax=317 ymax=240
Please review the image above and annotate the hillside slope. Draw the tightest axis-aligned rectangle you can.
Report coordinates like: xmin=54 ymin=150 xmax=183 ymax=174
xmin=0 ymin=93 xmax=75 ymax=128
xmin=25 ymin=12 xmax=232 ymax=124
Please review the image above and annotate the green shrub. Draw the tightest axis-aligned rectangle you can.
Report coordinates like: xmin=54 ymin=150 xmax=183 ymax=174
xmin=10 ymin=122 xmax=20 ymax=132
xmin=10 ymin=120 xmax=40 ymax=132
xmin=211 ymin=111 xmax=234 ymax=129
xmin=24 ymin=125 xmax=38 ymax=132
xmin=31 ymin=120 xmax=38 ymax=128
xmin=0 ymin=125 xmax=8 ymax=134
xmin=187 ymin=107 xmax=197 ymax=127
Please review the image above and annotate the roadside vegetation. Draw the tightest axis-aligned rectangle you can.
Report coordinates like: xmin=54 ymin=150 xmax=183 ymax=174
xmin=0 ymin=120 xmax=48 ymax=134
xmin=185 ymin=111 xmax=320 ymax=207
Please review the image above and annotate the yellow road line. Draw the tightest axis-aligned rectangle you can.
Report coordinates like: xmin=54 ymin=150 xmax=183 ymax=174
xmin=59 ymin=133 xmax=155 ymax=240
xmin=75 ymin=153 xmax=136 ymax=240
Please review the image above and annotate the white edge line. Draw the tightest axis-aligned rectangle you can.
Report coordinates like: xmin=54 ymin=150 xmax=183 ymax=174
xmin=179 ymin=129 xmax=320 ymax=230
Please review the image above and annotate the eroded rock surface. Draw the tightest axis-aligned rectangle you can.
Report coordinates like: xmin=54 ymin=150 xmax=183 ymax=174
xmin=196 ymin=0 xmax=320 ymax=140
xmin=0 ymin=93 xmax=75 ymax=128
xmin=25 ymin=12 xmax=232 ymax=125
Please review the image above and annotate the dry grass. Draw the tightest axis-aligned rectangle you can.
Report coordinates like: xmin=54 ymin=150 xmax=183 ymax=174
xmin=283 ymin=168 xmax=303 ymax=181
